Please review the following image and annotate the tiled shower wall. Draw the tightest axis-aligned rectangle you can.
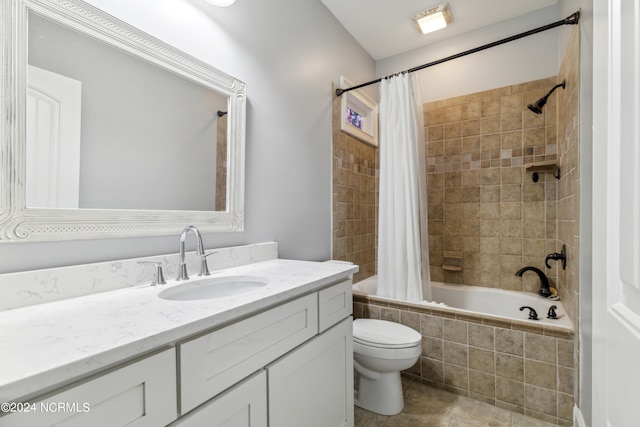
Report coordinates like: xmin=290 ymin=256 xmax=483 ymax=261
xmin=331 ymin=84 xmax=378 ymax=282
xmin=332 ymin=77 xmax=566 ymax=294
xmin=424 ymin=77 xmax=560 ymax=294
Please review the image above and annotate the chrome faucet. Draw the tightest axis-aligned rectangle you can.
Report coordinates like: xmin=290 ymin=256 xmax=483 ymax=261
xmin=515 ymin=266 xmax=551 ymax=297
xmin=176 ymin=225 xmax=205 ymax=280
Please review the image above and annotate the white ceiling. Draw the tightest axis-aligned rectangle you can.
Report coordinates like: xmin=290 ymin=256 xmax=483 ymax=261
xmin=320 ymin=0 xmax=559 ymax=60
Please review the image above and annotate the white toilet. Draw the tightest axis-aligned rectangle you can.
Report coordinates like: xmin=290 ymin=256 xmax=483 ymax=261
xmin=352 ymin=318 xmax=422 ymax=416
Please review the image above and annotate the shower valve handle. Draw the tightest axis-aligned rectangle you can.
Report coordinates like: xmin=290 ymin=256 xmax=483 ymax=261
xmin=545 ymin=244 xmax=567 ymax=270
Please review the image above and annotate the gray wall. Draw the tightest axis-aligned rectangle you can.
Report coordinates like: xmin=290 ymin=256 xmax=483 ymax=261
xmin=377 ymin=5 xmax=564 ymax=103
xmin=0 ymin=0 xmax=375 ymax=273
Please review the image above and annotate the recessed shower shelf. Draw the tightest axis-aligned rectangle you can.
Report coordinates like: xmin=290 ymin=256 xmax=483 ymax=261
xmin=442 ymin=257 xmax=462 ymax=272
xmin=524 ymin=160 xmax=560 ymax=182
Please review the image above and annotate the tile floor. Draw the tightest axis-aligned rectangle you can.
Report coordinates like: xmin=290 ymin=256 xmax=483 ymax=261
xmin=354 ymin=377 xmax=559 ymax=427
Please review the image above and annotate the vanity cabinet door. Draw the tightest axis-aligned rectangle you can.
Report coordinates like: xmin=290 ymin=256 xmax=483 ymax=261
xmin=0 ymin=348 xmax=177 ymax=427
xmin=170 ymin=370 xmax=266 ymax=427
xmin=179 ymin=293 xmax=318 ymax=413
xmin=267 ymin=317 xmax=354 ymax=427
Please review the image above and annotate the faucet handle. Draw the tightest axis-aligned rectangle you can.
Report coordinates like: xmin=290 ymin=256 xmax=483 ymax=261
xmin=198 ymin=251 xmax=217 ymax=276
xmin=138 ymin=261 xmax=167 ymax=286
xmin=519 ymin=306 xmax=539 ymax=320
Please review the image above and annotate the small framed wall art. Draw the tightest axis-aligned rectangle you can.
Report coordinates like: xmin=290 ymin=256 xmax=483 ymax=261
xmin=339 ymin=76 xmax=379 ymax=147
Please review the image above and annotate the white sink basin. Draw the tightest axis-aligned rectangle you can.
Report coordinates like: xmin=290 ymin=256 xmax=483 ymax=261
xmin=158 ymin=275 xmax=269 ymax=301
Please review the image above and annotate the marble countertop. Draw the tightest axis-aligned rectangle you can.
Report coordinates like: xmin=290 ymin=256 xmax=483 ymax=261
xmin=0 ymin=259 xmax=358 ymax=402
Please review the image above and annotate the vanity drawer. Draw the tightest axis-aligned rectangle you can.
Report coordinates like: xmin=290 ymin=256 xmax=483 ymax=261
xmin=170 ymin=370 xmax=266 ymax=427
xmin=0 ymin=348 xmax=177 ymax=427
xmin=318 ymin=279 xmax=353 ymax=332
xmin=179 ymin=293 xmax=318 ymax=413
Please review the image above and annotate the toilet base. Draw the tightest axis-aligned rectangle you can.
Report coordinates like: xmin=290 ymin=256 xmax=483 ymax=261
xmin=354 ymin=370 xmax=404 ymax=416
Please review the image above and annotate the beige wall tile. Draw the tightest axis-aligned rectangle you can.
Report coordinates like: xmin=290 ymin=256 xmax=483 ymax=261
xmin=496 ymin=378 xmax=525 ymax=407
xmin=501 ymin=94 xmax=523 ymax=113
xmin=444 ymin=341 xmax=469 ymax=367
xmin=469 ymin=347 xmax=495 ymax=373
xmin=556 ymin=339 xmax=574 ymax=367
xmin=524 ymin=385 xmax=557 ymax=417
xmin=557 ymin=366 xmax=574 ymax=395
xmin=444 ymin=363 xmax=469 ymax=389
xmin=501 ymin=112 xmax=522 ymax=132
xmin=496 ymin=353 xmax=524 ymax=381
xmin=463 ymin=102 xmax=482 ymax=119
xmin=462 ymin=135 xmax=481 ymax=152
xmin=501 ymin=167 xmax=523 ymax=184
xmin=444 ymin=318 xmax=468 ymax=343
xmin=495 ymin=329 xmax=524 ymax=356
xmin=445 ymin=105 xmax=464 ymax=123
xmin=480 ymin=238 xmax=500 ymax=255
xmin=468 ymin=323 xmax=495 ymax=350
xmin=481 ymin=99 xmax=501 ymax=116
xmin=557 ymin=392 xmax=575 ymax=421
xmin=500 ymin=220 xmax=523 ymax=237
xmin=461 ymin=170 xmax=480 ymax=186
xmin=524 ymin=334 xmax=557 ymax=364
xmin=523 ymin=127 xmax=546 ymax=147
xmin=462 ymin=202 xmax=481 ymax=219
xmin=426 ymin=108 xmax=445 ymax=125
xmin=525 ymin=360 xmax=557 ymax=390
xmin=422 ymin=357 xmax=445 ymax=383
xmin=381 ymin=307 xmax=400 ymax=323
xmin=501 ymin=184 xmax=522 ymax=202
xmin=480 ymin=202 xmax=500 ymax=219
xmin=481 ymin=133 xmax=501 ymax=150
xmin=500 ymin=202 xmax=522 ymax=219
xmin=421 ymin=314 xmax=444 ymax=338
xmin=481 ymin=168 xmax=501 ymax=185
xmin=481 ymin=186 xmax=501 ymax=203
xmin=478 ymin=220 xmax=499 ymax=239
xmin=500 ymin=238 xmax=523 ymax=255
xmin=469 ymin=370 xmax=496 ymax=398
xmin=502 ymin=131 xmax=523 ymax=149
xmin=423 ymin=336 xmax=444 ymax=360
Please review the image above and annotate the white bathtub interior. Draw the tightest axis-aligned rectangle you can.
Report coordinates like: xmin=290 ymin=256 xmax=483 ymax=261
xmin=353 ymin=275 xmax=573 ymax=330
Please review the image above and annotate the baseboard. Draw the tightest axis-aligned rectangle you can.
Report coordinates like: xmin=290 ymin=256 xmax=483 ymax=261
xmin=573 ymin=405 xmax=587 ymax=427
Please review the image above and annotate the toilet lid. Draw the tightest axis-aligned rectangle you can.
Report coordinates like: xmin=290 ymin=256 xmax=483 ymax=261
xmin=353 ymin=318 xmax=421 ymax=348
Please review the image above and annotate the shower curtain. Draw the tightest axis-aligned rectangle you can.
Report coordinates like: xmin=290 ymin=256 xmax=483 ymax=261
xmin=377 ymin=73 xmax=431 ymax=302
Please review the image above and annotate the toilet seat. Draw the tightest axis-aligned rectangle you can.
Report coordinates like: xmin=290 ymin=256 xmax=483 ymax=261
xmin=353 ymin=318 xmax=421 ymax=349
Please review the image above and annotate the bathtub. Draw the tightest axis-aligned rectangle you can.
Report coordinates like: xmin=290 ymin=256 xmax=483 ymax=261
xmin=353 ymin=275 xmax=573 ymax=330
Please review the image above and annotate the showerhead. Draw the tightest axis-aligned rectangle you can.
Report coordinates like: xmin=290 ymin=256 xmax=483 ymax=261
xmin=527 ymin=80 xmax=566 ymax=114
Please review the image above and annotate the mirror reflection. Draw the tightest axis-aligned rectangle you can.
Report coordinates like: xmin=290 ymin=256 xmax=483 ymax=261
xmin=27 ymin=12 xmax=228 ymax=211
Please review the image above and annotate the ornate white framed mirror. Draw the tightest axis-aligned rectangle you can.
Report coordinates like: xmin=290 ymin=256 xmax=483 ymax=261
xmin=0 ymin=0 xmax=246 ymax=242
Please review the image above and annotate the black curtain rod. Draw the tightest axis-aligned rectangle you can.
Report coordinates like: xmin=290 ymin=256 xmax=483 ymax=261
xmin=335 ymin=11 xmax=580 ymax=97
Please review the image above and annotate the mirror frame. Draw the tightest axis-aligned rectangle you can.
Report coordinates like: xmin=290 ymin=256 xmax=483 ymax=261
xmin=0 ymin=0 xmax=246 ymax=242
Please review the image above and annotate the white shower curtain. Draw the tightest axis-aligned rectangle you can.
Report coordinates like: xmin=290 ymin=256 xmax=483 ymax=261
xmin=377 ymin=73 xmax=431 ymax=302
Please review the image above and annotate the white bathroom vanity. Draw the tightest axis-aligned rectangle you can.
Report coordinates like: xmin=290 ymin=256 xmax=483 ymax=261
xmin=0 ymin=243 xmax=357 ymax=427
